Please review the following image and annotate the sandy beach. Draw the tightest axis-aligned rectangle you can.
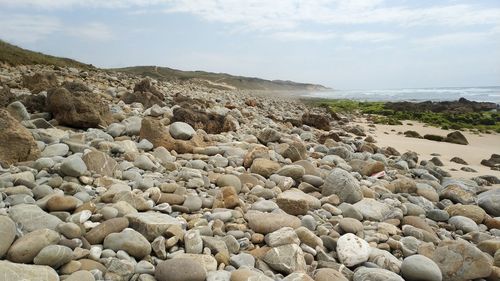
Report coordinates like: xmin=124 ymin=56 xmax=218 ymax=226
xmin=358 ymin=119 xmax=500 ymax=183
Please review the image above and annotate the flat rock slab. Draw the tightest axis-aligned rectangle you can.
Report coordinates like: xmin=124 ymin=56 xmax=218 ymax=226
xmin=0 ymin=260 xmax=59 ymax=281
xmin=9 ymin=204 xmax=62 ymax=233
xmin=126 ymin=212 xmax=181 ymax=241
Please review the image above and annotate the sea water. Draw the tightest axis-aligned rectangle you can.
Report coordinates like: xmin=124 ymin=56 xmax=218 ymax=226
xmin=306 ymin=86 xmax=500 ymax=104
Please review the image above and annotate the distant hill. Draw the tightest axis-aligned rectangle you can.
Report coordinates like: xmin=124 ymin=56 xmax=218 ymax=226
xmin=113 ymin=66 xmax=330 ymax=91
xmin=0 ymin=39 xmax=329 ymax=91
xmin=0 ymin=40 xmax=93 ymax=69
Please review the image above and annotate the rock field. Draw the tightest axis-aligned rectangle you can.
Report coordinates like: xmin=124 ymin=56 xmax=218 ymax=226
xmin=0 ymin=64 xmax=499 ymax=281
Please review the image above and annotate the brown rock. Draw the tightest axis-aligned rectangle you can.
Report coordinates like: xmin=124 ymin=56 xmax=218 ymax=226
xmin=7 ymin=229 xmax=60 ymax=263
xmin=121 ymin=91 xmax=164 ymax=109
xmin=477 ymin=240 xmax=500 ymax=256
xmin=82 ymin=150 xmax=118 ymax=177
xmin=0 ymin=85 xmax=15 ymax=107
xmin=23 ymin=72 xmax=58 ymax=94
xmin=445 ymin=131 xmax=469 ymax=145
xmin=84 ymin=217 xmax=129 ymax=244
xmin=277 ymin=189 xmax=321 ymax=215
xmin=78 ymin=258 xmax=107 ymax=273
xmin=155 ymin=258 xmax=206 ymax=281
xmin=250 ymin=158 xmax=280 ymax=178
xmin=46 ymin=195 xmax=79 ymax=212
xmin=172 ymin=107 xmax=228 ymax=134
xmin=439 ymin=184 xmax=476 ymax=204
xmin=423 ymin=240 xmax=492 ymax=281
xmin=213 ymin=186 xmax=240 ymax=209
xmin=243 ymin=146 xmax=269 ymax=168
xmin=0 ymin=109 xmax=40 ymax=166
xmin=245 ymin=210 xmax=301 ymax=234
xmin=140 ymin=117 xmax=205 ymax=154
xmin=314 ymin=268 xmax=349 ymax=281
xmin=282 ymin=142 xmax=307 ymax=162
xmin=445 ymin=204 xmax=486 ymax=224
xmin=302 ymin=113 xmax=331 ymax=131
xmin=46 ymin=87 xmax=112 ymax=128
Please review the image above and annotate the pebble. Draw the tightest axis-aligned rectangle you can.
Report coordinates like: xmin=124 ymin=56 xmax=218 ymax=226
xmin=336 ymin=233 xmax=370 ymax=267
xmin=401 ymin=254 xmax=442 ymax=281
xmin=155 ymin=258 xmax=206 ymax=281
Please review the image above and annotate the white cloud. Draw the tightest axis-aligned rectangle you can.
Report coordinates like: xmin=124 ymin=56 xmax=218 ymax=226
xmin=272 ymin=31 xmax=336 ymax=41
xmin=343 ymin=32 xmax=400 ymax=43
xmin=0 ymin=13 xmax=114 ymax=43
xmin=0 ymin=14 xmax=61 ymax=43
xmin=413 ymin=27 xmax=500 ymax=47
xmin=66 ymin=22 xmax=114 ymax=41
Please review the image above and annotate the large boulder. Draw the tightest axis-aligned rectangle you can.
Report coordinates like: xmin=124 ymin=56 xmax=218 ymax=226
xmin=140 ymin=117 xmax=206 ymax=154
xmin=0 ymin=109 xmax=40 ymax=166
xmin=444 ymin=131 xmax=468 ymax=145
xmin=46 ymin=87 xmax=112 ymax=128
xmin=321 ymin=168 xmax=363 ymax=204
xmin=302 ymin=113 xmax=331 ymax=131
xmin=172 ymin=107 xmax=230 ymax=134
xmin=0 ymin=261 xmax=59 ymax=281
xmin=422 ymin=240 xmax=492 ymax=281
xmin=23 ymin=72 xmax=58 ymax=94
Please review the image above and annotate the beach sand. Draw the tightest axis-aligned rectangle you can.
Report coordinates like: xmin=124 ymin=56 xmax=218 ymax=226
xmin=358 ymin=120 xmax=500 ymax=185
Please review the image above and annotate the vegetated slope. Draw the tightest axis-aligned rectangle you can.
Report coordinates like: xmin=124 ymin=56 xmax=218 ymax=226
xmin=0 ymin=39 xmax=329 ymax=91
xmin=0 ymin=40 xmax=93 ymax=69
xmin=112 ymin=65 xmax=330 ymax=91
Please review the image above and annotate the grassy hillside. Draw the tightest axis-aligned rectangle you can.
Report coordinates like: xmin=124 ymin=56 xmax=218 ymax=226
xmin=0 ymin=40 xmax=93 ymax=69
xmin=0 ymin=39 xmax=329 ymax=91
xmin=112 ymin=66 xmax=330 ymax=91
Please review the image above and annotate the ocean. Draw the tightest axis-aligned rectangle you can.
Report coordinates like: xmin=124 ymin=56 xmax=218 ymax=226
xmin=306 ymin=86 xmax=500 ymax=104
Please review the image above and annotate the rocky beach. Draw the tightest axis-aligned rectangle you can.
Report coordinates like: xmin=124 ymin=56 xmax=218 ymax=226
xmin=0 ymin=63 xmax=499 ymax=281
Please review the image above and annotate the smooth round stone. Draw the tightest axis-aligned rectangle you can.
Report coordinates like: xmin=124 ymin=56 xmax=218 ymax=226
xmin=314 ymin=268 xmax=348 ymax=281
xmin=336 ymin=233 xmax=370 ymax=267
xmin=34 ymin=157 xmax=55 ymax=170
xmin=155 ymin=258 xmax=206 ymax=281
xmin=134 ymin=155 xmax=156 ymax=170
xmin=7 ymin=228 xmax=60 ymax=263
xmin=0 ymin=216 xmax=16 ymax=258
xmin=46 ymin=195 xmax=80 ymax=212
xmin=251 ymin=200 xmax=279 ymax=212
xmin=401 ymin=255 xmax=442 ymax=281
xmin=353 ymin=267 xmax=404 ymax=281
xmin=216 ymin=174 xmax=242 ymax=193
xmin=41 ymin=143 xmax=69 ymax=157
xmin=183 ymin=195 xmax=203 ymax=212
xmin=65 ymin=270 xmax=96 ymax=281
xmin=230 ymin=252 xmax=255 ymax=268
xmin=103 ymin=229 xmax=151 ymax=259
xmin=426 ymin=209 xmax=449 ymax=222
xmin=0 ymin=260 xmax=59 ymax=281
xmin=301 ymin=215 xmax=317 ymax=231
xmin=60 ymin=156 xmax=88 ymax=177
xmin=84 ymin=217 xmax=129 ymax=244
xmin=57 ymin=222 xmax=82 ymax=239
xmin=169 ymin=122 xmax=196 ymax=140
xmin=449 ymin=215 xmax=478 ymax=233
xmin=339 ymin=218 xmax=363 ymax=233
xmin=100 ymin=206 xmax=119 ymax=220
xmin=34 ymin=245 xmax=73 ymax=268
xmin=321 ymin=168 xmax=363 ymax=204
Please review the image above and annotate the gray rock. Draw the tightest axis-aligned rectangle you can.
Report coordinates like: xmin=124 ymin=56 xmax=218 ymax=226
xmin=245 ymin=210 xmax=301 ymax=234
xmin=353 ymin=198 xmax=391 ymax=221
xmin=185 ymin=229 xmax=203 ymax=254
xmin=123 ymin=116 xmax=142 ymax=136
xmin=103 ymin=228 xmax=151 ymax=259
xmin=478 ymin=188 xmax=500 ymax=216
xmin=65 ymin=270 xmax=96 ymax=281
xmin=427 ymin=240 xmax=492 ymax=281
xmin=107 ymin=123 xmax=126 ymax=137
xmin=216 ymin=174 xmax=242 ymax=193
xmin=230 ymin=252 xmax=255 ymax=268
xmin=9 ymin=204 xmax=62 ymax=233
xmin=41 ymin=143 xmax=69 ymax=157
xmin=60 ymin=156 xmax=87 ymax=177
xmin=134 ymin=155 xmax=156 ymax=170
xmin=353 ymin=267 xmax=404 ymax=281
xmin=0 ymin=216 xmax=16 ymax=258
xmin=401 ymin=255 xmax=442 ymax=281
xmin=262 ymin=244 xmax=306 ymax=274
xmin=169 ymin=122 xmax=195 ymax=140
xmin=257 ymin=128 xmax=280 ymax=144
xmin=126 ymin=212 xmax=180 ymax=241
xmin=34 ymin=245 xmax=73 ymax=268
xmin=155 ymin=258 xmax=206 ymax=281
xmin=448 ymin=215 xmax=478 ymax=233
xmin=207 ymin=270 xmax=231 ymax=281
xmin=321 ymin=168 xmax=363 ymax=204
xmin=265 ymin=227 xmax=300 ymax=247
xmin=0 ymin=260 xmax=59 ymax=281
xmin=183 ymin=195 xmax=203 ymax=212
xmin=7 ymin=101 xmax=30 ymax=121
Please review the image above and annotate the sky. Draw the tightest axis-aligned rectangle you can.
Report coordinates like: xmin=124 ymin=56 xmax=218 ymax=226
xmin=0 ymin=0 xmax=499 ymax=89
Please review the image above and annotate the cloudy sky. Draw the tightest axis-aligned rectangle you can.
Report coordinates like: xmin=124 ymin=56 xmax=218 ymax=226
xmin=1 ymin=0 xmax=499 ymax=89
